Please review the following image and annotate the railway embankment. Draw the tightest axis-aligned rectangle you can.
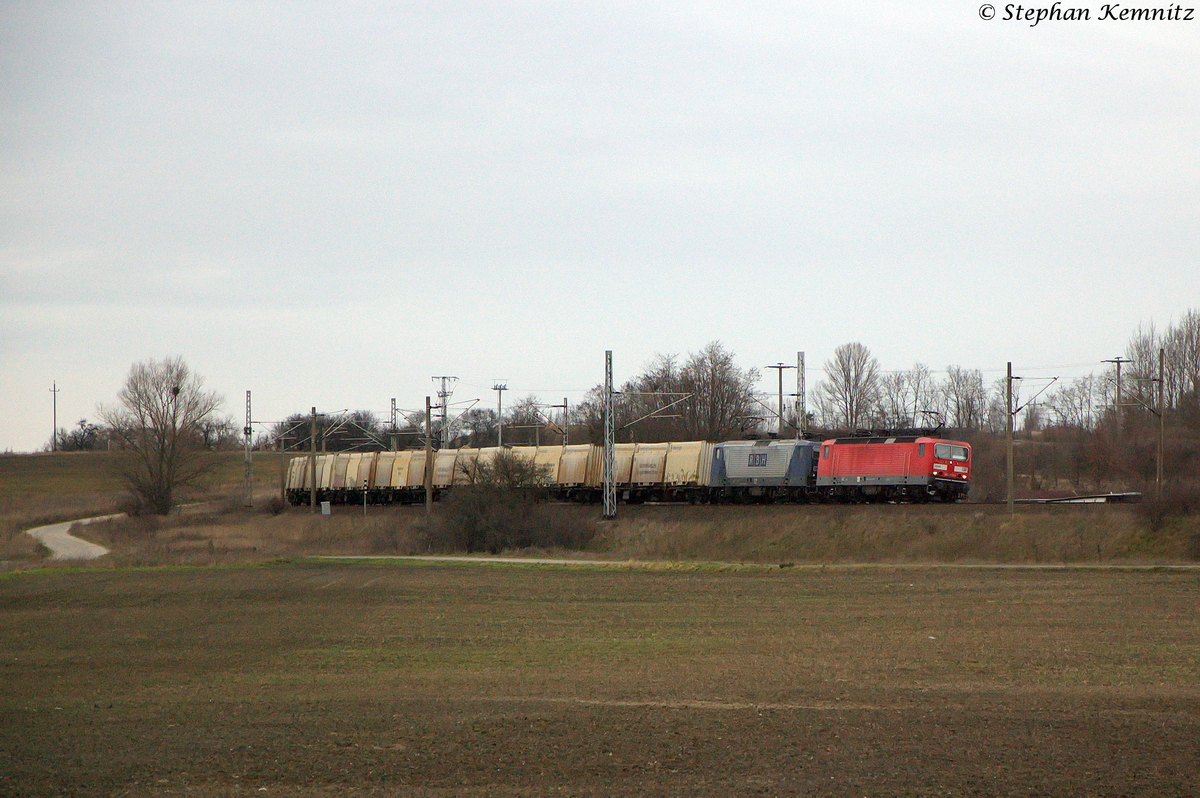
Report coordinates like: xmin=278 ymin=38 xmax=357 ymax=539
xmin=65 ymin=501 xmax=1191 ymax=567
xmin=595 ymin=503 xmax=1200 ymax=565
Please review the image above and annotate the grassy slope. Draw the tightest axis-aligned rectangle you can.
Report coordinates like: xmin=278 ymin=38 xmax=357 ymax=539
xmin=600 ymin=503 xmax=1200 ymax=564
xmin=0 ymin=450 xmax=284 ymax=499
xmin=0 ymin=451 xmax=282 ymax=560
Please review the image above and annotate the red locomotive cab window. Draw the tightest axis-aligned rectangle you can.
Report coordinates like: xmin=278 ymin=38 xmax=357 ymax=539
xmin=934 ymin=443 xmax=969 ymax=461
xmin=918 ymin=443 xmax=925 ymax=457
xmin=822 ymin=445 xmax=829 ymax=459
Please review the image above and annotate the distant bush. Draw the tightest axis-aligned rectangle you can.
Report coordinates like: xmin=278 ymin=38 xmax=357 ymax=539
xmin=1138 ymin=481 xmax=1200 ymax=532
xmin=432 ymin=452 xmax=595 ymax=553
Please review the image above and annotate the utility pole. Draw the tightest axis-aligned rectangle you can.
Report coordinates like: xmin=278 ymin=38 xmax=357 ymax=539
xmin=766 ymin=363 xmax=796 ymax=436
xmin=1157 ymin=348 xmax=1165 ymax=502
xmin=243 ymin=391 xmax=253 ymax=508
xmin=1005 ymin=364 xmax=1056 ymax=514
xmin=424 ymin=396 xmax=433 ymax=514
xmin=603 ymin=350 xmax=616 ymax=519
xmin=563 ymin=397 xmax=569 ymax=446
xmin=797 ymin=352 xmax=806 ymax=436
xmin=433 ymin=376 xmax=458 ymax=447
xmin=1006 ymin=363 xmax=1016 ymax=515
xmin=549 ymin=398 xmax=569 ymax=446
xmin=278 ymin=434 xmax=290 ymax=505
xmin=494 ymin=382 xmax=507 ymax=446
xmin=309 ymin=407 xmax=318 ymax=513
xmin=50 ymin=382 xmax=59 ymax=452
xmin=1103 ymin=356 xmax=1132 ymax=434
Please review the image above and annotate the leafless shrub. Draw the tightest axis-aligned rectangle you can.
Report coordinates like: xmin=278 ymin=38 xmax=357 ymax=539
xmin=1138 ymin=481 xmax=1200 ymax=533
xmin=432 ymin=452 xmax=595 ymax=553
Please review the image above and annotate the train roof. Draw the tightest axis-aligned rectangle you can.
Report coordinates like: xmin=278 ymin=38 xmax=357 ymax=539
xmin=824 ymin=436 xmax=970 ymax=446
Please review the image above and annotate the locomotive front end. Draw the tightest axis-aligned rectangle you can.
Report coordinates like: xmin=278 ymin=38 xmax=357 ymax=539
xmin=928 ymin=440 xmax=971 ymax=501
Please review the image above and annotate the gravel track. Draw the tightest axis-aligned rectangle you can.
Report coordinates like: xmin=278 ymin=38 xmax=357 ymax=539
xmin=24 ymin=515 xmax=118 ymax=560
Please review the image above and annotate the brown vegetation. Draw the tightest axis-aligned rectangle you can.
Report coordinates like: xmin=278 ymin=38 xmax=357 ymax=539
xmin=433 ymin=451 xmax=596 ymax=553
xmin=598 ymin=503 xmax=1200 ymax=564
xmin=0 ymin=450 xmax=281 ymax=567
xmin=23 ymin=500 xmax=1200 ymax=570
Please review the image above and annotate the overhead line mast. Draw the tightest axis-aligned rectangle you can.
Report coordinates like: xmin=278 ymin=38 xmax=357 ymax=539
xmin=797 ymin=351 xmax=806 ymax=436
xmin=766 ymin=362 xmax=796 ymax=436
xmin=433 ymin=376 xmax=458 ymax=447
xmin=244 ymin=390 xmax=253 ymax=508
xmin=50 ymin=382 xmax=59 ymax=452
xmin=1102 ymin=356 xmax=1132 ymax=435
xmin=493 ymin=382 xmax=508 ymax=446
xmin=603 ymin=351 xmax=615 ymax=519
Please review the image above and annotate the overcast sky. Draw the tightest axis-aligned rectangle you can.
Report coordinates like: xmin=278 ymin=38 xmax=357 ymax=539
xmin=3 ymin=1 xmax=1197 ymax=451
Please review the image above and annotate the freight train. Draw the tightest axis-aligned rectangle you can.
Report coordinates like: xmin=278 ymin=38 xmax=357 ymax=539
xmin=284 ymin=435 xmax=972 ymax=506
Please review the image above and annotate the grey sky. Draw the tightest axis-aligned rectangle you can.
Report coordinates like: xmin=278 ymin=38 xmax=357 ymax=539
xmin=3 ymin=1 xmax=1198 ymax=451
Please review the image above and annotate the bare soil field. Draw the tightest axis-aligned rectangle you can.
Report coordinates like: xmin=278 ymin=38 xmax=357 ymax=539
xmin=2 ymin=560 xmax=1198 ymax=796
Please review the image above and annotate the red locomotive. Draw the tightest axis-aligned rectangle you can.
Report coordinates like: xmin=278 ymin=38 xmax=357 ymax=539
xmin=816 ymin=435 xmax=971 ymax=502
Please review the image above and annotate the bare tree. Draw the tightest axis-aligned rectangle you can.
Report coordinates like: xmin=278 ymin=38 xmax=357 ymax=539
xmin=439 ymin=451 xmax=567 ymax=554
xmin=197 ymin=416 xmax=239 ymax=448
xmin=461 ymin=408 xmax=499 ymax=447
xmin=816 ymin=343 xmax=881 ymax=430
xmin=1046 ymin=375 xmax=1098 ymax=430
xmin=49 ymin=418 xmax=105 ymax=452
xmin=1124 ymin=322 xmax=1160 ymax=416
xmin=100 ymin=357 xmax=226 ymax=514
xmin=984 ymin=376 xmax=1009 ymax=434
xmin=877 ymin=363 xmax=938 ymax=429
xmin=271 ymin=409 xmax=384 ymax=452
xmin=498 ymin=394 xmax=551 ymax=444
xmin=574 ymin=385 xmax=607 ymax=444
xmin=677 ymin=342 xmax=759 ymax=441
xmin=878 ymin=370 xmax=912 ymax=429
xmin=941 ymin=366 xmax=987 ymax=430
xmin=635 ymin=355 xmax=684 ymax=438
xmin=574 ymin=345 xmax=757 ymax=443
xmin=1161 ymin=309 xmax=1200 ymax=412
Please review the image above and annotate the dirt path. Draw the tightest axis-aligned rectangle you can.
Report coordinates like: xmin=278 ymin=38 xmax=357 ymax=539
xmin=318 ymin=553 xmax=1200 ymax=570
xmin=25 ymin=515 xmax=118 ymax=560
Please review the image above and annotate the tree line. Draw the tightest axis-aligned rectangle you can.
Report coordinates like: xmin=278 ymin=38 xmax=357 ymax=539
xmin=813 ymin=310 xmax=1200 ymax=437
xmin=59 ymin=308 xmax=1199 ymax=513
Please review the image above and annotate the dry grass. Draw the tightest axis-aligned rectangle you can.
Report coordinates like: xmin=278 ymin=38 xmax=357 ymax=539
xmin=0 ymin=451 xmax=289 ymax=566
xmin=74 ymin=502 xmax=436 ymax=566
xmin=0 ymin=453 xmax=125 ymax=559
xmin=0 ymin=494 xmax=119 ymax=563
xmin=48 ymin=499 xmax=1200 ymax=573
xmin=598 ymin=503 xmax=1200 ymax=564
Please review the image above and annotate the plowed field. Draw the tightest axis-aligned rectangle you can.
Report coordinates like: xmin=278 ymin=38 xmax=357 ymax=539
xmin=2 ymin=561 xmax=1198 ymax=796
